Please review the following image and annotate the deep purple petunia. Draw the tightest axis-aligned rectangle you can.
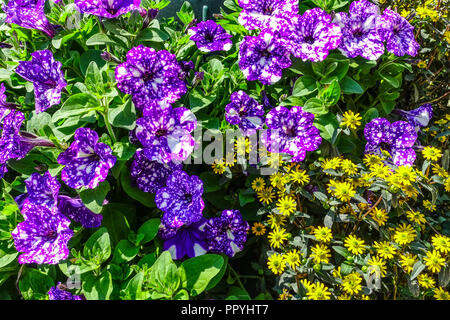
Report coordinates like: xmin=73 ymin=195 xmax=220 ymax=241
xmin=204 ymin=209 xmax=249 ymax=258
xmin=376 ymin=9 xmax=419 ymax=57
xmin=364 ymin=118 xmax=418 ymax=166
xmin=238 ymin=31 xmax=292 ymax=85
xmin=74 ymin=0 xmax=141 ymax=19
xmin=130 ymin=149 xmax=182 ymax=193
xmin=396 ymin=104 xmax=433 ymax=129
xmin=158 ymin=218 xmax=208 ymax=260
xmin=3 ymin=0 xmax=57 ymax=37
xmin=237 ymin=0 xmax=298 ymax=32
xmin=134 ymin=107 xmax=197 ymax=164
xmin=155 ymin=170 xmax=205 ymax=228
xmin=0 ymin=111 xmax=55 ymax=178
xmin=0 ymin=83 xmax=7 ymax=116
xmin=284 ymin=8 xmax=342 ymax=62
xmin=48 ymin=283 xmax=83 ymax=300
xmin=225 ymin=91 xmax=265 ymax=136
xmin=332 ymin=0 xmax=384 ymax=60
xmin=261 ymin=106 xmax=322 ymax=162
xmin=11 ymin=202 xmax=73 ymax=264
xmin=25 ymin=171 xmax=60 ymax=208
xmin=57 ymin=195 xmax=103 ymax=228
xmin=15 ymin=50 xmax=67 ymax=114
xmin=188 ymin=20 xmax=233 ymax=53
xmin=115 ymin=45 xmax=187 ymax=112
xmin=57 ymin=128 xmax=116 ymax=189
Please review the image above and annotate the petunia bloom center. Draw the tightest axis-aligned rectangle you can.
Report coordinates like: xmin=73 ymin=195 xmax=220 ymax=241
xmin=183 ymin=193 xmax=192 ymax=203
xmin=304 ymin=35 xmax=315 ymax=44
xmin=155 ymin=129 xmax=168 ymax=137
xmin=142 ymin=71 xmax=155 ymax=83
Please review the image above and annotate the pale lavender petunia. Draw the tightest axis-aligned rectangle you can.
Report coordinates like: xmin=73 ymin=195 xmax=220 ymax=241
xmin=15 ymin=50 xmax=67 ymax=113
xmin=237 ymin=0 xmax=298 ymax=32
xmin=115 ymin=45 xmax=187 ymax=112
xmin=239 ymin=30 xmax=292 ymax=85
xmin=57 ymin=128 xmax=116 ymax=189
xmin=285 ymin=8 xmax=342 ymax=62
xmin=155 ymin=170 xmax=205 ymax=228
xmin=376 ymin=9 xmax=419 ymax=57
xmin=364 ymin=118 xmax=418 ymax=166
xmin=225 ymin=91 xmax=264 ymax=136
xmin=12 ymin=202 xmax=73 ymax=264
xmin=188 ymin=20 xmax=233 ymax=53
xmin=333 ymin=0 xmax=384 ymax=60
xmin=397 ymin=104 xmax=433 ymax=129
xmin=74 ymin=0 xmax=141 ymax=19
xmin=134 ymin=107 xmax=197 ymax=164
xmin=3 ymin=0 xmax=57 ymax=37
xmin=261 ymin=106 xmax=322 ymax=162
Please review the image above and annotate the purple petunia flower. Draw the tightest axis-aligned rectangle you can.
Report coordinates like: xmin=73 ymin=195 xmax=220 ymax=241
xmin=376 ymin=9 xmax=419 ymax=57
xmin=188 ymin=20 xmax=233 ymax=53
xmin=225 ymin=91 xmax=265 ymax=136
xmin=239 ymin=31 xmax=292 ymax=85
xmin=57 ymin=128 xmax=116 ymax=189
xmin=237 ymin=0 xmax=298 ymax=32
xmin=115 ymin=45 xmax=187 ymax=112
xmin=204 ymin=209 xmax=249 ymax=258
xmin=24 ymin=171 xmax=60 ymax=208
xmin=364 ymin=118 xmax=418 ymax=166
xmin=155 ymin=170 xmax=205 ymax=228
xmin=134 ymin=107 xmax=197 ymax=164
xmin=332 ymin=0 xmax=384 ymax=60
xmin=158 ymin=218 xmax=208 ymax=260
xmin=130 ymin=149 xmax=182 ymax=193
xmin=284 ymin=8 xmax=342 ymax=62
xmin=15 ymin=50 xmax=67 ymax=114
xmin=3 ymin=0 xmax=57 ymax=38
xmin=74 ymin=0 xmax=141 ymax=19
xmin=11 ymin=202 xmax=73 ymax=264
xmin=396 ymin=104 xmax=433 ymax=129
xmin=48 ymin=283 xmax=83 ymax=300
xmin=261 ymin=106 xmax=322 ymax=162
xmin=57 ymin=195 xmax=103 ymax=228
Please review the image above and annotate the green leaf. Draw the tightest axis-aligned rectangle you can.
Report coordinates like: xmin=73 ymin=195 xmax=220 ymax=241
xmin=52 ymin=93 xmax=101 ymax=123
xmin=86 ymin=33 xmax=115 ymax=46
xmin=332 ymin=246 xmax=351 ymax=258
xmin=83 ymin=227 xmax=111 ymax=264
xmin=120 ymin=167 xmax=156 ymax=208
xmin=177 ymin=1 xmax=195 ymax=25
xmin=179 ymin=254 xmax=224 ymax=296
xmin=112 ymin=240 xmax=140 ymax=264
xmin=137 ymin=218 xmax=161 ymax=244
xmin=137 ymin=28 xmax=169 ymax=42
xmin=121 ymin=271 xmax=149 ymax=300
xmin=189 ymin=89 xmax=217 ymax=113
xmin=341 ymin=76 xmax=364 ymax=94
xmin=85 ymin=61 xmax=103 ymax=94
xmin=0 ymin=252 xmax=18 ymax=269
xmin=315 ymin=113 xmax=339 ymax=142
xmin=292 ymin=75 xmax=317 ymax=97
xmin=148 ymin=251 xmax=180 ymax=299
xmin=226 ymin=286 xmax=251 ymax=300
xmin=82 ymin=271 xmax=113 ymax=300
xmin=303 ymin=98 xmax=328 ymax=116
xmin=199 ymin=172 xmax=221 ymax=193
xmin=108 ymin=98 xmax=136 ymax=130
xmin=80 ymin=181 xmax=111 ymax=214
xmin=410 ymin=261 xmax=426 ymax=280
xmin=173 ymin=289 xmax=189 ymax=300
xmin=363 ymin=108 xmax=379 ymax=123
xmin=238 ymin=189 xmax=255 ymax=207
xmin=101 ymin=204 xmax=133 ymax=244
xmin=320 ymin=79 xmax=341 ymax=106
xmin=80 ymin=50 xmax=107 ymax=75
xmin=19 ymin=269 xmax=54 ymax=300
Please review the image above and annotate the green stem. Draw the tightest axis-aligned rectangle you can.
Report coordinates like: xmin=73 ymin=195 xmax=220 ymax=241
xmin=229 ymin=265 xmax=246 ymax=292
